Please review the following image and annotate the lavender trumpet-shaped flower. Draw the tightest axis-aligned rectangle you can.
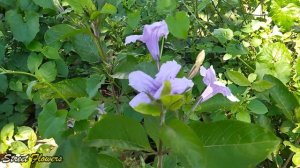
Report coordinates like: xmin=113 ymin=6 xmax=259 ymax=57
xmin=200 ymin=66 xmax=239 ymax=102
xmin=125 ymin=20 xmax=169 ymax=62
xmin=128 ymin=60 xmax=194 ymax=108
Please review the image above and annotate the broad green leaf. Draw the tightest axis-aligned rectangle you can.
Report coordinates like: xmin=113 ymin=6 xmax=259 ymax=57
xmin=251 ymin=80 xmax=273 ymax=92
xmin=160 ymin=119 xmax=206 ymax=168
xmin=166 ymin=11 xmax=190 ymax=39
xmin=10 ymin=141 xmax=29 ymax=154
xmin=226 ymin=70 xmax=251 ymax=86
xmin=161 ymin=94 xmax=184 ymax=111
xmin=156 ymin=0 xmax=177 ymax=14
xmin=134 ymin=103 xmax=161 ymax=116
xmin=247 ymin=73 xmax=257 ymax=83
xmin=0 ymin=74 xmax=8 ymax=93
xmin=55 ymin=59 xmax=69 ymax=77
xmin=87 ymin=115 xmax=151 ymax=151
xmin=270 ymin=1 xmax=300 ymax=31
xmin=5 ymin=10 xmax=39 ymax=44
xmin=264 ymin=75 xmax=299 ymax=121
xmin=86 ymin=74 xmax=105 ymax=98
xmin=195 ymin=94 xmax=236 ymax=113
xmin=213 ymin=28 xmax=233 ymax=44
xmin=27 ymin=41 xmax=43 ymax=52
xmin=35 ymin=61 xmax=57 ymax=82
xmin=236 ymin=111 xmax=251 ymax=123
xmin=0 ymin=123 xmax=14 ymax=143
xmin=256 ymin=42 xmax=292 ymax=83
xmin=33 ymin=0 xmax=56 ymax=10
xmin=50 ymin=134 xmax=123 ymax=168
xmin=226 ymin=41 xmax=248 ymax=56
xmin=45 ymin=24 xmax=79 ymax=44
xmin=0 ymin=0 xmax=16 ymax=9
xmin=14 ymin=126 xmax=37 ymax=149
xmin=18 ymin=0 xmax=39 ymax=11
xmin=189 ymin=120 xmax=281 ymax=168
xmin=38 ymin=100 xmax=67 ymax=138
xmin=65 ymin=0 xmax=96 ymax=14
xmin=71 ymin=33 xmax=100 ymax=63
xmin=27 ymin=53 xmax=43 ymax=73
xmin=41 ymin=46 xmax=61 ymax=60
xmin=69 ymin=97 xmax=98 ymax=121
xmin=144 ymin=116 xmax=160 ymax=145
xmin=248 ymin=99 xmax=268 ymax=114
xmin=9 ymin=80 xmax=22 ymax=92
xmin=100 ymin=3 xmax=117 ymax=14
xmin=127 ymin=11 xmax=140 ymax=29
xmin=251 ymin=38 xmax=262 ymax=47
xmin=161 ymin=80 xmax=171 ymax=96
xmin=35 ymin=78 xmax=87 ymax=100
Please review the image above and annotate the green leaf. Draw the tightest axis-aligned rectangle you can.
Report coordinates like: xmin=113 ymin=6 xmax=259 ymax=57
xmin=251 ymin=80 xmax=273 ymax=92
xmin=41 ymin=46 xmax=61 ymax=60
xmin=38 ymin=100 xmax=67 ymax=138
xmin=5 ymin=10 xmax=39 ymax=44
xmin=35 ymin=78 xmax=87 ymax=100
xmin=189 ymin=120 xmax=281 ymax=168
xmin=10 ymin=141 xmax=29 ymax=154
xmin=35 ymin=61 xmax=57 ymax=82
xmin=127 ymin=11 xmax=140 ymax=29
xmin=50 ymin=134 xmax=123 ymax=168
xmin=55 ymin=59 xmax=69 ymax=77
xmin=69 ymin=97 xmax=98 ymax=121
xmin=270 ymin=1 xmax=300 ymax=31
xmin=226 ymin=70 xmax=251 ymax=86
xmin=144 ymin=116 xmax=160 ymax=145
xmin=65 ymin=0 xmax=96 ymax=14
xmin=256 ymin=42 xmax=292 ymax=84
xmin=195 ymin=94 xmax=236 ymax=113
xmin=0 ymin=0 xmax=16 ymax=9
xmin=14 ymin=126 xmax=37 ymax=149
xmin=9 ymin=80 xmax=23 ymax=92
xmin=45 ymin=24 xmax=79 ymax=44
xmin=0 ymin=123 xmax=14 ymax=143
xmin=161 ymin=94 xmax=184 ymax=111
xmin=100 ymin=3 xmax=117 ymax=14
xmin=236 ymin=111 xmax=251 ymax=123
xmin=0 ymin=41 xmax=5 ymax=65
xmin=166 ymin=11 xmax=190 ymax=39
xmin=134 ymin=103 xmax=161 ymax=116
xmin=264 ymin=75 xmax=299 ymax=121
xmin=33 ymin=0 xmax=56 ymax=10
xmin=87 ymin=115 xmax=151 ymax=151
xmin=71 ymin=33 xmax=100 ymax=63
xmin=0 ymin=74 xmax=8 ymax=93
xmin=213 ymin=28 xmax=233 ymax=44
xmin=156 ymin=0 xmax=177 ymax=14
xmin=86 ymin=74 xmax=105 ymax=98
xmin=226 ymin=41 xmax=248 ymax=56
xmin=160 ymin=119 xmax=206 ymax=168
xmin=18 ymin=0 xmax=39 ymax=11
xmin=248 ymin=99 xmax=268 ymax=114
xmin=27 ymin=53 xmax=43 ymax=73
xmin=26 ymin=80 xmax=37 ymax=100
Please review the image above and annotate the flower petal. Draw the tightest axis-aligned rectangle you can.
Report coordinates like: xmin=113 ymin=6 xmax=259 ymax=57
xmin=200 ymin=85 xmax=214 ymax=102
xmin=200 ymin=66 xmax=217 ymax=85
xmin=170 ymin=77 xmax=194 ymax=94
xmin=142 ymin=20 xmax=169 ymax=60
xmin=129 ymin=71 xmax=158 ymax=93
xmin=155 ymin=60 xmax=181 ymax=85
xmin=129 ymin=92 xmax=151 ymax=108
xmin=125 ymin=35 xmax=144 ymax=45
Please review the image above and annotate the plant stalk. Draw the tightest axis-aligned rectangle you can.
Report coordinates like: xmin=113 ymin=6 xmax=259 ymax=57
xmin=157 ymin=108 xmax=166 ymax=168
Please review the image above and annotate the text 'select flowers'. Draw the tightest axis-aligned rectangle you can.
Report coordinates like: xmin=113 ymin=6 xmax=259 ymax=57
xmin=200 ymin=66 xmax=239 ymax=102
xmin=128 ymin=60 xmax=194 ymax=108
xmin=125 ymin=20 xmax=169 ymax=62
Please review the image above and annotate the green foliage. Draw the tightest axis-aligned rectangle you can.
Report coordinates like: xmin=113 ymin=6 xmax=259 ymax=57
xmin=166 ymin=11 xmax=190 ymax=39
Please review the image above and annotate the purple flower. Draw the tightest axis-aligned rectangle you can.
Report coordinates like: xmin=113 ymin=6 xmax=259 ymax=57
xmin=125 ymin=20 xmax=169 ymax=61
xmin=200 ymin=66 xmax=239 ymax=102
xmin=128 ymin=60 xmax=194 ymax=108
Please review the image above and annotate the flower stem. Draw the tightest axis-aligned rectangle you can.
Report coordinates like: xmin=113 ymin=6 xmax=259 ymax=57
xmin=157 ymin=108 xmax=166 ymax=168
xmin=184 ymin=96 xmax=203 ymax=122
